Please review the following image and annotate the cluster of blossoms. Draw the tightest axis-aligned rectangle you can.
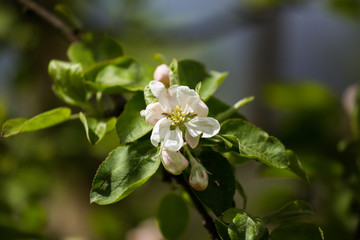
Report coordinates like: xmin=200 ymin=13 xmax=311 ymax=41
xmin=141 ymin=64 xmax=221 ymax=191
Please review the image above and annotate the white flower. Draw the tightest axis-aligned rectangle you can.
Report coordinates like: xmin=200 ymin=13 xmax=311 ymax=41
xmin=141 ymin=81 xmax=220 ymax=151
xmin=189 ymin=162 xmax=209 ymax=191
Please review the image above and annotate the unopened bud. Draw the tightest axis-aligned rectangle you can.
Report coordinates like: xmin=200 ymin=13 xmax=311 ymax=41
xmin=189 ymin=163 xmax=208 ymax=191
xmin=161 ymin=149 xmax=189 ymax=175
xmin=154 ymin=64 xmax=170 ymax=87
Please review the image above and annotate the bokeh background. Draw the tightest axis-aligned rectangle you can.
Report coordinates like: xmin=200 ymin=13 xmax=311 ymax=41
xmin=1 ymin=0 xmax=360 ymax=239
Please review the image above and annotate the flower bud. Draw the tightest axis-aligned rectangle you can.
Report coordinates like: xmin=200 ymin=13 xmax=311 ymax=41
xmin=154 ymin=64 xmax=170 ymax=87
xmin=161 ymin=149 xmax=189 ymax=175
xmin=342 ymin=84 xmax=358 ymax=117
xmin=189 ymin=163 xmax=208 ymax=191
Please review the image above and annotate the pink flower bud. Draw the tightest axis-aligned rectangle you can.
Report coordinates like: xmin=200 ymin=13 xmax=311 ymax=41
xmin=154 ymin=64 xmax=170 ymax=87
xmin=189 ymin=163 xmax=208 ymax=191
xmin=161 ymin=149 xmax=189 ymax=175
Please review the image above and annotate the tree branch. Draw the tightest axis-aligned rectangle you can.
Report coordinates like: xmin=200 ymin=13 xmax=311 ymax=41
xmin=17 ymin=0 xmax=78 ymax=42
xmin=172 ymin=174 xmax=220 ymax=240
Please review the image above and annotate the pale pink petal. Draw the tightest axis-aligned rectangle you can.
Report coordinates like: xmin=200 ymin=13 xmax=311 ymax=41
xmin=185 ymin=130 xmax=200 ymax=149
xmin=162 ymin=149 xmax=189 ymax=175
xmin=185 ymin=117 xmax=220 ymax=138
xmin=163 ymin=127 xmax=183 ymax=151
xmin=176 ymin=86 xmax=200 ymax=114
xmin=142 ymin=102 xmax=165 ymax=125
xmin=153 ymin=64 xmax=170 ymax=87
xmin=150 ymin=118 xmax=171 ymax=147
xmin=194 ymin=100 xmax=209 ymax=117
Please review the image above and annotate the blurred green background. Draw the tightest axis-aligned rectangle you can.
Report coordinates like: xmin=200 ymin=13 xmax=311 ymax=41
xmin=1 ymin=0 xmax=360 ymax=239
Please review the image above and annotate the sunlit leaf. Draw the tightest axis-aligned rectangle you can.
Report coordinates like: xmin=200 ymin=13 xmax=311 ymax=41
xmin=223 ymin=209 xmax=267 ymax=240
xmin=48 ymin=60 xmax=88 ymax=106
xmin=1 ymin=108 xmax=71 ymax=137
xmin=90 ymin=141 xmax=160 ymax=205
xmin=116 ymin=92 xmax=153 ymax=144
xmin=67 ymin=42 xmax=95 ymax=69
xmin=220 ymin=119 xmax=289 ymax=169
xmin=156 ymin=193 xmax=189 ymax=239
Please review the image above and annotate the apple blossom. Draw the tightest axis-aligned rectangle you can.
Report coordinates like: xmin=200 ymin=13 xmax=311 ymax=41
xmin=153 ymin=64 xmax=170 ymax=87
xmin=189 ymin=161 xmax=209 ymax=191
xmin=141 ymin=80 xmax=220 ymax=152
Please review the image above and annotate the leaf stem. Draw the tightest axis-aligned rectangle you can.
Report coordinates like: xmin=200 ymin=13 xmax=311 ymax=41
xmin=16 ymin=0 xmax=79 ymax=42
xmin=172 ymin=174 xmax=220 ymax=240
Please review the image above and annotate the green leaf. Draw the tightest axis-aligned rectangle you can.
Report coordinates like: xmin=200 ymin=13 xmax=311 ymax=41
xmin=177 ymin=59 xmax=227 ymax=100
xmin=286 ymin=150 xmax=310 ymax=182
xmin=90 ymin=141 xmax=160 ymax=205
xmin=55 ymin=4 xmax=82 ymax=29
xmin=67 ymin=42 xmax=96 ymax=69
xmin=205 ymin=97 xmax=245 ymax=120
xmin=1 ymin=108 xmax=71 ymax=137
xmin=48 ymin=60 xmax=88 ymax=106
xmin=95 ymin=35 xmax=124 ymax=62
xmin=83 ymin=57 xmax=129 ymax=82
xmin=156 ymin=193 xmax=189 ymax=239
xmin=116 ymin=92 xmax=153 ymax=144
xmin=215 ymin=219 xmax=231 ymax=240
xmin=270 ymin=223 xmax=324 ymax=240
xmin=223 ymin=209 xmax=267 ymax=240
xmin=220 ymin=119 xmax=289 ymax=169
xmin=79 ymin=113 xmax=115 ymax=145
xmin=262 ymin=200 xmax=313 ymax=224
xmin=185 ymin=150 xmax=235 ymax=216
xmin=216 ymin=96 xmax=254 ymax=123
xmin=85 ymin=57 xmax=153 ymax=93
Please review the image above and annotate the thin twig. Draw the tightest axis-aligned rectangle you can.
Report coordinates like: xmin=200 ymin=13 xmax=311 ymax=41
xmin=173 ymin=174 xmax=220 ymax=240
xmin=17 ymin=0 xmax=78 ymax=42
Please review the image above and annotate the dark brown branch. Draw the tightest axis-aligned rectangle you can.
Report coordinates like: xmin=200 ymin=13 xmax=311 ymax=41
xmin=172 ymin=174 xmax=220 ymax=240
xmin=17 ymin=0 xmax=78 ymax=42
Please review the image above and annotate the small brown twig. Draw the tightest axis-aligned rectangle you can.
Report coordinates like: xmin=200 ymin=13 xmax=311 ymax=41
xmin=17 ymin=0 xmax=78 ymax=42
xmin=172 ymin=174 xmax=220 ymax=240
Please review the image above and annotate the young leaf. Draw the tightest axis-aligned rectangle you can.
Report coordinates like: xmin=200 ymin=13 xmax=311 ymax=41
xmin=156 ymin=193 xmax=189 ymax=239
xmin=216 ymin=96 xmax=254 ymax=123
xmin=262 ymin=200 xmax=313 ymax=224
xmin=116 ymin=92 xmax=153 ymax=144
xmin=48 ymin=60 xmax=88 ymax=106
xmin=286 ymin=150 xmax=310 ymax=182
xmin=1 ymin=108 xmax=71 ymax=137
xmin=220 ymin=119 xmax=289 ymax=169
xmin=270 ymin=223 xmax=324 ymax=240
xmin=206 ymin=97 xmax=245 ymax=120
xmin=144 ymin=85 xmax=157 ymax=105
xmin=185 ymin=150 xmax=235 ymax=216
xmin=223 ymin=209 xmax=267 ymax=240
xmin=85 ymin=57 xmax=153 ymax=93
xmin=79 ymin=113 xmax=114 ymax=145
xmin=177 ymin=59 xmax=227 ymax=100
xmin=67 ymin=42 xmax=96 ymax=69
xmin=90 ymin=141 xmax=160 ymax=205
xmin=169 ymin=59 xmax=180 ymax=86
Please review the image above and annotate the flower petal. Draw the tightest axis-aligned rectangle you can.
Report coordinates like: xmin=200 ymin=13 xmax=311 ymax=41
xmin=150 ymin=118 xmax=171 ymax=147
xmin=194 ymin=100 xmax=209 ymax=117
xmin=176 ymin=86 xmax=200 ymax=114
xmin=163 ymin=127 xmax=183 ymax=151
xmin=141 ymin=102 xmax=165 ymax=125
xmin=149 ymin=81 xmax=171 ymax=112
xmin=161 ymin=149 xmax=189 ymax=175
xmin=185 ymin=130 xmax=200 ymax=149
xmin=185 ymin=117 xmax=220 ymax=138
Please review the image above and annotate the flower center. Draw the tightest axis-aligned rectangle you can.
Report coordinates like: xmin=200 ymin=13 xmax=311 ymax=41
xmin=168 ymin=105 xmax=186 ymax=126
